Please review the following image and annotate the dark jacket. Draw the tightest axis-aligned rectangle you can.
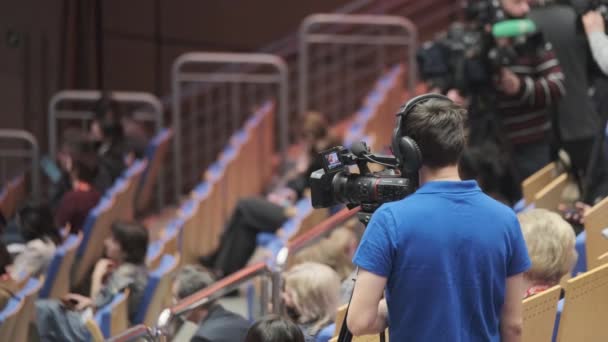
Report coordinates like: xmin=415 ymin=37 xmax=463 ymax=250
xmin=191 ymin=305 xmax=250 ymax=342
xmin=530 ymin=4 xmax=600 ymax=142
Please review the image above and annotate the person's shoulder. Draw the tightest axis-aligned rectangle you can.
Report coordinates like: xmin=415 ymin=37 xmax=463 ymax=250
xmin=195 ymin=306 xmax=249 ymax=341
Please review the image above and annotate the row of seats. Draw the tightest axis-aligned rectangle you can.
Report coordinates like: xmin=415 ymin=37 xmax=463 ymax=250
xmin=0 ymin=129 xmax=175 ymax=340
xmin=156 ymin=102 xmax=276 ymax=267
xmin=0 ymin=174 xmax=26 ymax=222
xmin=343 ymin=65 xmax=405 ymax=152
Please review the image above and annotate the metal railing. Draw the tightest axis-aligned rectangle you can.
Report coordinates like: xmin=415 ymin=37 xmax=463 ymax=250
xmin=107 ymin=324 xmax=155 ymax=342
xmin=48 ymin=90 xmax=165 ymax=207
xmin=171 ymin=52 xmax=289 ymax=202
xmin=298 ymin=13 xmax=417 ymax=124
xmin=0 ymin=129 xmax=40 ymax=201
xmin=154 ymin=262 xmax=273 ymax=341
xmin=272 ymin=206 xmax=361 ymax=314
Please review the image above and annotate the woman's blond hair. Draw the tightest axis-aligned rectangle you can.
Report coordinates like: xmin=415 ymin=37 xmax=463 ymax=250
xmin=291 ymin=227 xmax=357 ymax=280
xmin=518 ymin=209 xmax=578 ymax=285
xmin=284 ymin=262 xmax=341 ymax=336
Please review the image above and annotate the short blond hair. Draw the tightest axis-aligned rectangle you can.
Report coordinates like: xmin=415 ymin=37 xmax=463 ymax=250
xmin=284 ymin=262 xmax=341 ymax=336
xmin=291 ymin=227 xmax=357 ymax=280
xmin=518 ymin=209 xmax=578 ymax=285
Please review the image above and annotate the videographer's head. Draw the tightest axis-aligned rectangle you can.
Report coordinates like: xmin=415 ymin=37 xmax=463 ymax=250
xmin=400 ymin=98 xmax=467 ymax=171
xmin=500 ymin=0 xmax=530 ymax=18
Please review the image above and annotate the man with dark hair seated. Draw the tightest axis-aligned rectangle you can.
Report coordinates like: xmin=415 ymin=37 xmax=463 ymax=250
xmin=171 ymin=265 xmax=250 ymax=342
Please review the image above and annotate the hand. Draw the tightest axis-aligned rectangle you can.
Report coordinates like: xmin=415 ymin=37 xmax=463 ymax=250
xmin=497 ymin=68 xmax=521 ymax=96
xmin=583 ymin=11 xmax=605 ymax=35
xmin=61 ymin=293 xmax=93 ymax=311
xmin=558 ymin=202 xmax=591 ymax=226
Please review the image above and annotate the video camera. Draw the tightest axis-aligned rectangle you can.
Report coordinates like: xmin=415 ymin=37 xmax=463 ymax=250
xmin=416 ymin=0 xmax=540 ymax=97
xmin=309 ymin=142 xmax=415 ymax=223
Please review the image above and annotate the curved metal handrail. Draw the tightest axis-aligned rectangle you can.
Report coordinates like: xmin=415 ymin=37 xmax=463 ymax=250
xmin=48 ymin=90 xmax=164 ymax=157
xmin=271 ymin=206 xmax=360 ymax=313
xmin=155 ymin=261 xmax=272 ymax=338
xmin=298 ymin=13 xmax=418 ymax=117
xmin=0 ymin=129 xmax=40 ymax=200
xmin=106 ymin=324 xmax=155 ymax=342
xmin=171 ymin=52 xmax=289 ymax=202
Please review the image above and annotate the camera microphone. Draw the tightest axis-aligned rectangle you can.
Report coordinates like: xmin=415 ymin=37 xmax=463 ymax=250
xmin=492 ymin=19 xmax=537 ymax=38
xmin=350 ymin=141 xmax=370 ymax=158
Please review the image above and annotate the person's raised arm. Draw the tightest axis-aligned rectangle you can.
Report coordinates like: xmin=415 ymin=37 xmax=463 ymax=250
xmin=500 ymin=273 xmax=525 ymax=342
xmin=583 ymin=11 xmax=608 ymax=75
xmin=346 ymin=268 xmax=388 ymax=336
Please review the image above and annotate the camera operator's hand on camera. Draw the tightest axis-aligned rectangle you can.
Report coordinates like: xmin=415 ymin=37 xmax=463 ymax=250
xmin=497 ymin=68 xmax=521 ymax=96
xmin=583 ymin=11 xmax=605 ymax=35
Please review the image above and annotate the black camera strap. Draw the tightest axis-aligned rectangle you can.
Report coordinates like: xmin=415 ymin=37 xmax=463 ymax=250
xmin=337 ymin=268 xmax=386 ymax=342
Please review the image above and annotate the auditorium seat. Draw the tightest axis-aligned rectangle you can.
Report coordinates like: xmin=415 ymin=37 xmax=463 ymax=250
xmin=134 ymin=254 xmax=179 ymax=327
xmin=522 ymin=285 xmax=560 ymax=342
xmin=582 ymin=196 xmax=608 ymax=270
xmin=40 ymin=233 xmax=82 ymax=298
xmin=74 ymin=197 xmax=116 ymax=288
xmin=145 ymin=239 xmax=164 ymax=270
xmin=136 ymin=128 xmax=173 ymax=213
xmin=521 ymin=162 xmax=559 ymax=205
xmin=533 ymin=173 xmax=569 ymax=212
xmin=160 ymin=218 xmax=184 ymax=257
xmin=573 ymin=231 xmax=587 ymax=276
xmin=176 ymin=199 xmax=198 ymax=265
xmin=0 ymin=297 xmax=23 ymax=341
xmin=85 ymin=319 xmax=105 ymax=342
xmin=95 ymin=289 xmax=130 ymax=338
xmin=0 ymin=174 xmax=26 ymax=221
xmin=555 ymin=262 xmax=608 ymax=341
xmin=13 ymin=277 xmax=43 ymax=341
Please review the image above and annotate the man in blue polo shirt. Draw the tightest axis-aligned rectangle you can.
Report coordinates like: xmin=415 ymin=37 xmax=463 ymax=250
xmin=347 ymin=94 xmax=531 ymax=341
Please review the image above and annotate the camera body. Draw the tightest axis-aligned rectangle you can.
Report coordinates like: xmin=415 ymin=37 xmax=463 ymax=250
xmin=416 ymin=1 xmax=541 ymax=96
xmin=309 ymin=144 xmax=415 ymax=218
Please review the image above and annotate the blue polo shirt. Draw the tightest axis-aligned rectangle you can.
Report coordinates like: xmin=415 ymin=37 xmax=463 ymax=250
xmin=353 ymin=180 xmax=530 ymax=342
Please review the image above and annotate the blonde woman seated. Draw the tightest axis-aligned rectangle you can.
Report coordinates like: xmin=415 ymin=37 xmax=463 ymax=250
xmin=282 ymin=262 xmax=341 ymax=342
xmin=291 ymin=226 xmax=358 ymax=304
xmin=518 ymin=209 xmax=578 ymax=298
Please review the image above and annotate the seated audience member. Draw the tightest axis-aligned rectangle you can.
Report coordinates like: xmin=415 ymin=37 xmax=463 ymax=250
xmin=518 ymin=209 xmax=578 ymax=297
xmin=245 ymin=315 xmax=305 ymax=342
xmin=9 ymin=202 xmax=62 ymax=278
xmin=0 ymin=243 xmax=16 ymax=311
xmin=171 ymin=265 xmax=250 ymax=342
xmin=93 ymin=94 xmax=149 ymax=161
xmin=55 ymin=152 xmax=102 ymax=235
xmin=459 ymin=141 xmax=520 ymax=205
xmin=90 ymin=98 xmax=127 ymax=183
xmin=282 ymin=262 xmax=341 ymax=342
xmin=291 ymin=227 xmax=358 ymax=304
xmin=35 ymin=222 xmax=149 ymax=340
xmin=285 ymin=112 xmax=341 ymax=198
xmin=200 ymin=193 xmax=296 ymax=278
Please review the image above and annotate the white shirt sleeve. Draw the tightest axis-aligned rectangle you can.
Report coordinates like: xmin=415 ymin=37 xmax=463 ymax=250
xmin=588 ymin=31 xmax=608 ymax=75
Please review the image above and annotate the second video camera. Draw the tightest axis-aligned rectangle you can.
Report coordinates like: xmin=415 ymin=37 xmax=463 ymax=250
xmin=310 ymin=142 xmax=415 ymax=220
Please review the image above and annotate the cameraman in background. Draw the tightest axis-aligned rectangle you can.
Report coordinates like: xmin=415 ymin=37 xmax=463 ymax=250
xmin=530 ymin=0 xmax=608 ymax=203
xmin=491 ymin=0 xmax=566 ymax=183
